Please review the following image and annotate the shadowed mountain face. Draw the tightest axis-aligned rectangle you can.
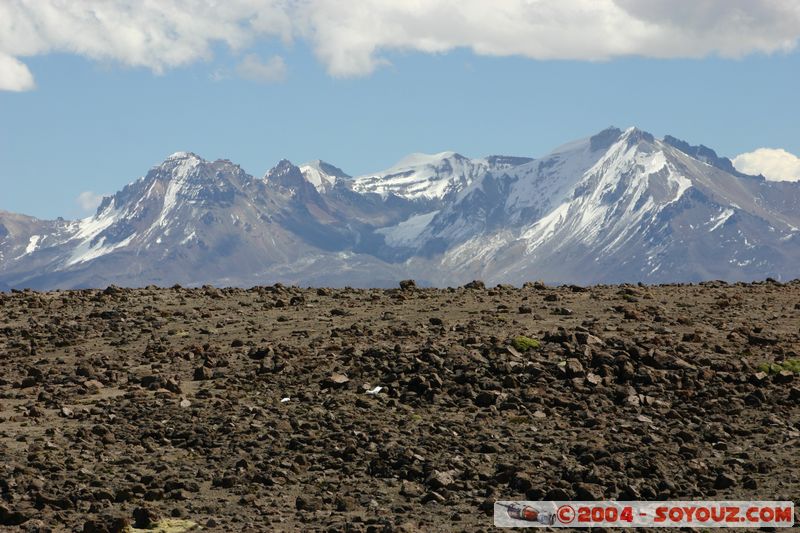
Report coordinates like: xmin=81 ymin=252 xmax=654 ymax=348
xmin=2 ymin=128 xmax=799 ymax=289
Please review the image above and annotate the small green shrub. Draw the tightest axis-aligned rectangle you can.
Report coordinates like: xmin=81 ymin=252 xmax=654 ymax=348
xmin=783 ymin=359 xmax=800 ymax=373
xmin=757 ymin=359 xmax=800 ymax=374
xmin=512 ymin=335 xmax=541 ymax=352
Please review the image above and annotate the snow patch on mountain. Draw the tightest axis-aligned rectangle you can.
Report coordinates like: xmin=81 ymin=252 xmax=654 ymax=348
xmin=67 ymin=234 xmax=134 ymax=266
xmin=376 ymin=210 xmax=439 ymax=246
xmin=439 ymin=230 xmax=514 ymax=272
xmin=65 ymin=202 xmax=126 ymax=265
xmin=709 ymin=208 xmax=735 ymax=232
xmin=299 ymin=160 xmax=341 ymax=192
xmin=167 ymin=151 xmax=194 ymax=160
xmin=505 ymin=135 xmax=600 ymax=214
xmin=25 ymin=235 xmax=41 ymax=254
xmin=353 ymin=151 xmax=485 ymax=200
xmin=154 ymin=152 xmax=203 ymax=229
xmin=12 ymin=234 xmax=42 ymax=260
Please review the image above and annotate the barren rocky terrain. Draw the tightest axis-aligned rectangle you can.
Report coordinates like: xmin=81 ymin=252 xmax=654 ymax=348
xmin=1 ymin=280 xmax=799 ymax=531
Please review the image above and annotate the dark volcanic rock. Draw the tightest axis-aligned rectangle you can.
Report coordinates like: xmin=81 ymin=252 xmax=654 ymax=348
xmin=132 ymin=506 xmax=160 ymax=529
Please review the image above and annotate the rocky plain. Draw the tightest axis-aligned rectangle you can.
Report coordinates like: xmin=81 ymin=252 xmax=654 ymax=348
xmin=0 ymin=279 xmax=798 ymax=532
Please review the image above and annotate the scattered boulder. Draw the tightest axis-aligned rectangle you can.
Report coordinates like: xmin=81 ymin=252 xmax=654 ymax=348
xmin=399 ymin=279 xmax=417 ymax=291
xmin=0 ymin=505 xmax=30 ymax=526
xmin=713 ymin=473 xmax=736 ymax=490
xmin=132 ymin=506 xmax=160 ymax=529
xmin=322 ymin=373 xmax=350 ymax=389
xmin=473 ymin=391 xmax=497 ymax=407
xmin=565 ymin=358 xmax=585 ymax=378
xmin=193 ymin=366 xmax=213 ymax=380
xmin=425 ymin=470 xmax=455 ymax=490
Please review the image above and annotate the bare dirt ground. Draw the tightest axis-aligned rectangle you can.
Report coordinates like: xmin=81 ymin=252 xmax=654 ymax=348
xmin=0 ymin=280 xmax=798 ymax=532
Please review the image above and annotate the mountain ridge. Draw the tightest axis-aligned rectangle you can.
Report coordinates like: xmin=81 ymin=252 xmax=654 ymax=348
xmin=2 ymin=126 xmax=798 ymax=289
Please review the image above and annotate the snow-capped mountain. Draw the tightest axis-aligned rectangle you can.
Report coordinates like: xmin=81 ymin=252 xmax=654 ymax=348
xmin=298 ymin=160 xmax=350 ymax=193
xmin=419 ymin=127 xmax=800 ymax=283
xmin=352 ymin=151 xmax=532 ymax=202
xmin=2 ymin=127 xmax=799 ymax=289
xmin=1 ymin=152 xmax=304 ymax=287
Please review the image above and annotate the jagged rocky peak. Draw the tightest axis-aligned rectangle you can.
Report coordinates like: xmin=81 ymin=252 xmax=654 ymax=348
xmin=166 ymin=150 xmax=200 ymax=160
xmin=302 ymin=160 xmax=350 ymax=178
xmin=623 ymin=126 xmax=656 ymax=145
xmin=588 ymin=126 xmax=656 ymax=152
xmin=662 ymin=135 xmax=757 ymax=178
xmin=93 ymin=194 xmax=115 ymax=215
xmin=663 ymin=135 xmax=719 ymax=160
xmin=264 ymin=159 xmax=311 ymax=190
xmin=589 ymin=126 xmax=624 ymax=151
xmin=151 ymin=152 xmax=248 ymax=181
xmin=265 ymin=159 xmax=302 ymax=178
xmin=144 ymin=152 xmax=210 ymax=188
xmin=299 ymin=160 xmax=349 ymax=192
xmin=155 ymin=151 xmax=204 ymax=176
xmin=265 ymin=158 xmax=297 ymax=175
xmin=95 ymin=151 xmax=249 ymax=218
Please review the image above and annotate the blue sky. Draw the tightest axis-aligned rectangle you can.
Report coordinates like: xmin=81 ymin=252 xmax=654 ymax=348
xmin=1 ymin=1 xmax=800 ymax=219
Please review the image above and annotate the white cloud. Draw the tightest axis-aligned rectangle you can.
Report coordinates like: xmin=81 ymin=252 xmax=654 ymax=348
xmin=236 ymin=54 xmax=287 ymax=83
xmin=0 ymin=0 xmax=293 ymax=91
xmin=76 ymin=191 xmax=105 ymax=212
xmin=0 ymin=53 xmax=35 ymax=91
xmin=300 ymin=0 xmax=800 ymax=76
xmin=733 ymin=148 xmax=800 ymax=182
xmin=1 ymin=0 xmax=800 ymax=89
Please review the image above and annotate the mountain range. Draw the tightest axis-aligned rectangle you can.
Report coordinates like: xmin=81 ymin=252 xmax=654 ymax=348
xmin=2 ymin=126 xmax=799 ymax=289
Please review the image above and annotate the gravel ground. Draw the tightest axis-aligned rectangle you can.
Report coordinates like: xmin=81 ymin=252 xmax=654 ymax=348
xmin=0 ymin=280 xmax=798 ymax=531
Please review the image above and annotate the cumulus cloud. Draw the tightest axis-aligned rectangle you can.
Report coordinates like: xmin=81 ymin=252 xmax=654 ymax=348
xmin=0 ymin=53 xmax=35 ymax=91
xmin=0 ymin=0 xmax=293 ymax=91
xmin=733 ymin=148 xmax=800 ymax=182
xmin=236 ymin=54 xmax=287 ymax=83
xmin=1 ymin=0 xmax=800 ymax=90
xmin=76 ymin=191 xmax=105 ymax=212
xmin=298 ymin=0 xmax=800 ymax=76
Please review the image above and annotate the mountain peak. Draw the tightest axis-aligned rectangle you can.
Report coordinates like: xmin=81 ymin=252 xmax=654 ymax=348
xmin=589 ymin=127 xmax=623 ymax=151
xmin=622 ymin=126 xmax=656 ymax=145
xmin=269 ymin=158 xmax=298 ymax=172
xmin=352 ymin=151 xmax=489 ymax=201
xmin=264 ymin=159 xmax=313 ymax=191
xmin=588 ymin=126 xmax=656 ymax=152
xmin=393 ymin=151 xmax=462 ymax=169
xmin=146 ymin=151 xmax=211 ymax=186
xmin=166 ymin=151 xmax=200 ymax=160
xmin=301 ymin=159 xmax=349 ymax=176
xmin=662 ymin=135 xmax=756 ymax=178
xmin=299 ymin=160 xmax=349 ymax=192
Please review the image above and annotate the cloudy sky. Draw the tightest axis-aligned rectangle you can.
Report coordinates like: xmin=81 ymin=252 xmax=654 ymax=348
xmin=1 ymin=0 xmax=800 ymax=218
